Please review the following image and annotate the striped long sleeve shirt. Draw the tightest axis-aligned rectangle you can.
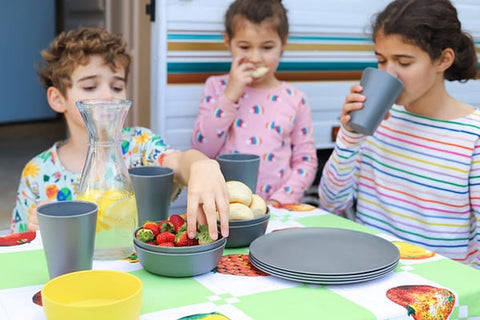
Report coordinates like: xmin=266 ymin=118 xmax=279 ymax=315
xmin=319 ymin=105 xmax=480 ymax=269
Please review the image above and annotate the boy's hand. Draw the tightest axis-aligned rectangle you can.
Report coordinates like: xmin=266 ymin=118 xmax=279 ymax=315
xmin=27 ymin=211 xmax=39 ymax=231
xmin=224 ymin=56 xmax=254 ymax=103
xmin=185 ymin=159 xmax=230 ymax=241
xmin=28 ymin=201 xmax=50 ymax=231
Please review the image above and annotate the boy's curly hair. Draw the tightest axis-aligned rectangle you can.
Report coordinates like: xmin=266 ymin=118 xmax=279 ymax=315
xmin=37 ymin=27 xmax=131 ymax=96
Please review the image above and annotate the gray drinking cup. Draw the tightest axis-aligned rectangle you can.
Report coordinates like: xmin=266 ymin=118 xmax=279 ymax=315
xmin=37 ymin=201 xmax=98 ymax=279
xmin=217 ymin=153 xmax=260 ymax=192
xmin=128 ymin=166 xmax=174 ymax=225
xmin=349 ymin=67 xmax=403 ymax=135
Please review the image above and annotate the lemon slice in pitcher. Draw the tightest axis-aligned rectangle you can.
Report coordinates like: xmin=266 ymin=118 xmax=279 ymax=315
xmin=103 ymin=197 xmax=137 ymax=230
xmin=78 ymin=189 xmax=137 ymax=232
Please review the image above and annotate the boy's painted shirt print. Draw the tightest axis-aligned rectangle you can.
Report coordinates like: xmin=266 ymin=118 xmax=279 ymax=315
xmin=11 ymin=127 xmax=170 ymax=233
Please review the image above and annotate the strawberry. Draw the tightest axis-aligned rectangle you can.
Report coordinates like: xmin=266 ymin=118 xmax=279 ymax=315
xmin=158 ymin=242 xmax=175 ymax=247
xmin=159 ymin=221 xmax=174 ymax=233
xmin=142 ymin=221 xmax=160 ymax=236
xmin=156 ymin=232 xmax=175 ymax=244
xmin=169 ymin=214 xmax=186 ymax=232
xmin=146 ymin=241 xmax=156 ymax=245
xmin=175 ymin=230 xmax=198 ymax=247
xmin=197 ymin=224 xmax=214 ymax=245
xmin=136 ymin=228 xmax=154 ymax=242
xmin=157 ymin=219 xmax=168 ymax=228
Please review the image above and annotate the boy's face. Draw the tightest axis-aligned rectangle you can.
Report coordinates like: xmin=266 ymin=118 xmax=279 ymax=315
xmin=62 ymin=55 xmax=127 ymax=131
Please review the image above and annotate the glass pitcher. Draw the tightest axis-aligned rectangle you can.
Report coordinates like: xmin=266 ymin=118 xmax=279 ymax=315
xmin=76 ymin=99 xmax=138 ymax=260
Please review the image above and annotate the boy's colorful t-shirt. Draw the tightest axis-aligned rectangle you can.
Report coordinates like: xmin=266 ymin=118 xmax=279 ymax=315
xmin=11 ymin=126 xmax=175 ymax=233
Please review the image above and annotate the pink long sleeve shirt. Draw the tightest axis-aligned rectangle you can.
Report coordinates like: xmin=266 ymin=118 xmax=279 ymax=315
xmin=191 ymin=75 xmax=318 ymax=204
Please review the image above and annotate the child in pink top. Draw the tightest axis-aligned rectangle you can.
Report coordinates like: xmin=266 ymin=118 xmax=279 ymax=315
xmin=191 ymin=0 xmax=317 ymax=205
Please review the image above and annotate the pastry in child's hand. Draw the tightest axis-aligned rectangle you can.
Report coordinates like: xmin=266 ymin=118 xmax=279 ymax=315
xmin=251 ymin=66 xmax=269 ymax=78
xmin=249 ymin=194 xmax=267 ymax=218
xmin=226 ymin=181 xmax=252 ymax=206
xmin=229 ymin=203 xmax=254 ymax=220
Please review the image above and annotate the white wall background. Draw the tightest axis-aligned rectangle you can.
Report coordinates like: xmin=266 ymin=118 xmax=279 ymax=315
xmin=151 ymin=0 xmax=480 ymax=210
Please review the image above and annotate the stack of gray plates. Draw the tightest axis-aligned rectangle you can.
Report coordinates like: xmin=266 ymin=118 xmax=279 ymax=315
xmin=249 ymin=227 xmax=400 ymax=285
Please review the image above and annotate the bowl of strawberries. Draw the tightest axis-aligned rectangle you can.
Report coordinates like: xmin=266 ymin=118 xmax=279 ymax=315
xmin=133 ymin=214 xmax=226 ymax=277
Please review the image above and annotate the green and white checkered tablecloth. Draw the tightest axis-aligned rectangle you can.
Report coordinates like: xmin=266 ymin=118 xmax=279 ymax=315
xmin=1 ymin=206 xmax=479 ymax=319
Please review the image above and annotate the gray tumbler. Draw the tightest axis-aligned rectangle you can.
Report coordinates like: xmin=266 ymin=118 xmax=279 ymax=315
xmin=37 ymin=201 xmax=98 ymax=279
xmin=128 ymin=166 xmax=174 ymax=225
xmin=349 ymin=67 xmax=403 ymax=135
xmin=217 ymin=153 xmax=260 ymax=192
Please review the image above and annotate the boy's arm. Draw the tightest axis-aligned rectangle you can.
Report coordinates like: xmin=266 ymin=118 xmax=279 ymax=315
xmin=162 ymin=149 xmax=230 ymax=240
xmin=11 ymin=167 xmax=38 ymax=233
xmin=191 ymin=76 xmax=238 ymax=158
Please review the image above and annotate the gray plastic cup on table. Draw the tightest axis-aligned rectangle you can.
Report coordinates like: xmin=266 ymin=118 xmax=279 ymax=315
xmin=216 ymin=153 xmax=260 ymax=192
xmin=37 ymin=201 xmax=98 ymax=279
xmin=128 ymin=166 xmax=174 ymax=225
xmin=348 ymin=67 xmax=403 ymax=135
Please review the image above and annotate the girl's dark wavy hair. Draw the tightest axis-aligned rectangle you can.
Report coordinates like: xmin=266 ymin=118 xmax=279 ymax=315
xmin=371 ymin=0 xmax=477 ymax=81
xmin=224 ymin=0 xmax=289 ymax=41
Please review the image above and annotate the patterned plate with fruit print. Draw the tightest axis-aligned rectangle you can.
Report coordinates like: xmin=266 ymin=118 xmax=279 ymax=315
xmin=386 ymin=285 xmax=455 ymax=320
xmin=215 ymin=254 xmax=268 ymax=277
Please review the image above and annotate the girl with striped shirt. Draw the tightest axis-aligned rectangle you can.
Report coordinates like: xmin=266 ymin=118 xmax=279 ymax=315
xmin=319 ymin=0 xmax=480 ymax=269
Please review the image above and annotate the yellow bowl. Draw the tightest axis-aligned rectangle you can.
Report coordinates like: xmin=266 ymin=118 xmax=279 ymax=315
xmin=42 ymin=270 xmax=142 ymax=320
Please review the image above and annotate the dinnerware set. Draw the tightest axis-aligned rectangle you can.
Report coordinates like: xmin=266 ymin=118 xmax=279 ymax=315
xmin=249 ymin=227 xmax=400 ymax=284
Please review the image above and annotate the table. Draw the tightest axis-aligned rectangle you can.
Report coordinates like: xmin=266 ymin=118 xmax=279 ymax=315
xmin=1 ymin=205 xmax=480 ymax=319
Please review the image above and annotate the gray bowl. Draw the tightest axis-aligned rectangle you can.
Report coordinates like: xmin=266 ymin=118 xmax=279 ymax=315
xmin=134 ymin=226 xmax=225 ymax=254
xmin=223 ymin=213 xmax=270 ymax=248
xmin=135 ymin=237 xmax=226 ymax=277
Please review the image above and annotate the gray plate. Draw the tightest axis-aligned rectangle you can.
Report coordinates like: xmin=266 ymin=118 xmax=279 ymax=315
xmin=249 ymin=254 xmax=398 ymax=284
xmin=250 ymin=258 xmax=397 ymax=285
xmin=249 ymin=254 xmax=398 ymax=280
xmin=249 ymin=227 xmax=399 ymax=276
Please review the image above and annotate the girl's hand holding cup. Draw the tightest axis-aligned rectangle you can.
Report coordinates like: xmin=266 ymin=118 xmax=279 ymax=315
xmin=340 ymin=84 xmax=366 ymax=132
xmin=344 ymin=68 xmax=403 ymax=135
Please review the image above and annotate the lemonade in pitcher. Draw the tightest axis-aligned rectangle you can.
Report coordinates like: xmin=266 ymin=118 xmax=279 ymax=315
xmin=76 ymin=99 xmax=138 ymax=260
xmin=77 ymin=189 xmax=137 ymax=259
